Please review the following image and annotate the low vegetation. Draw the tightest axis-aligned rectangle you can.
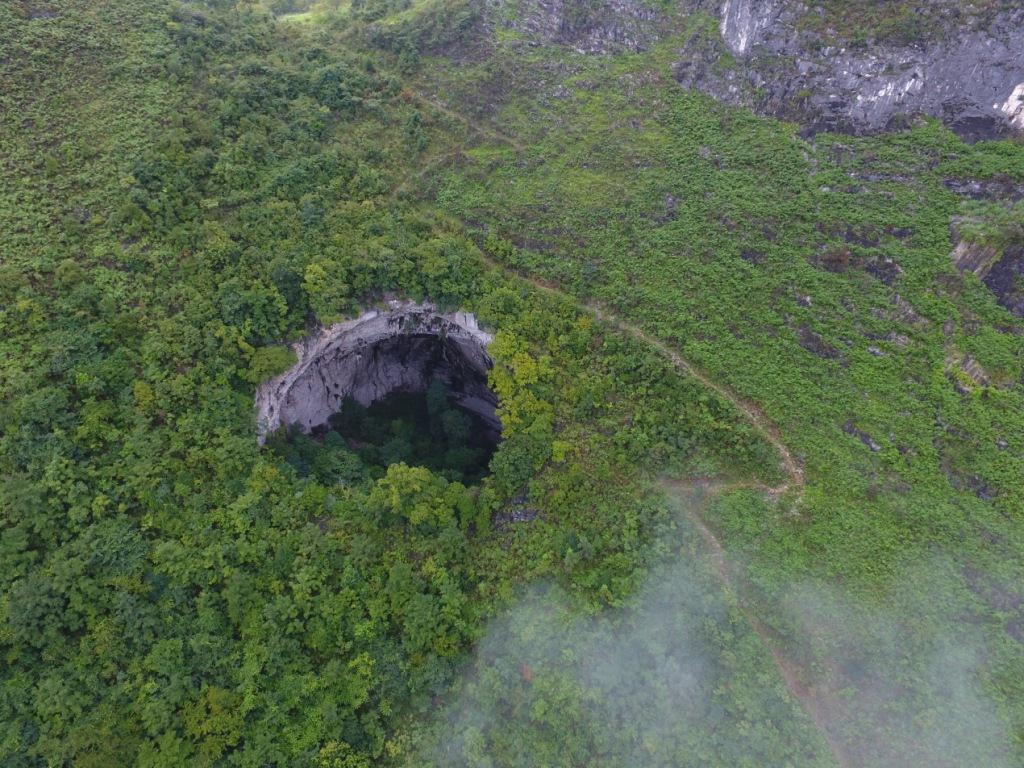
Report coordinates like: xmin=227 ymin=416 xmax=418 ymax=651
xmin=2 ymin=0 xmax=1022 ymax=766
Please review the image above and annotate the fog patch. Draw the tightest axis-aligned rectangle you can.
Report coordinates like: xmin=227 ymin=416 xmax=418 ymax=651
xmin=783 ymin=555 xmax=1015 ymax=767
xmin=402 ymin=515 xmax=831 ymax=767
xmin=401 ymin=504 xmax=1016 ymax=767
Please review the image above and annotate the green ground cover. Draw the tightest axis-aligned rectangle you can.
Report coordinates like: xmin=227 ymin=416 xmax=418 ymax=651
xmin=410 ymin=11 xmax=1024 ymax=763
xmin=2 ymin=0 xmax=1022 ymax=765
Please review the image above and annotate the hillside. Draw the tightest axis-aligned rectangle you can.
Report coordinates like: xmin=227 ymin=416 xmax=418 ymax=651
xmin=2 ymin=1 xmax=1023 ymax=766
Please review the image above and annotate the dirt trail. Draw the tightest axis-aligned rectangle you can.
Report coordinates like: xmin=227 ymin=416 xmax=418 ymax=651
xmin=590 ymin=304 xmax=803 ymax=495
xmin=401 ymin=88 xmax=802 ymax=495
xmin=397 ymin=93 xmax=846 ymax=764
xmin=665 ymin=482 xmax=851 ymax=768
xmin=474 ymin=235 xmax=840 ymax=762
xmin=487 ymin=248 xmax=841 ymax=761
xmin=406 ymin=89 xmax=527 ymax=152
xmin=477 ymin=252 xmax=804 ymax=495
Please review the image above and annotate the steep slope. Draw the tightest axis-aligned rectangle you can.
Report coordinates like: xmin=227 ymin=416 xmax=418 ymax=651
xmin=3 ymin=0 xmax=1024 ymax=766
xmin=486 ymin=0 xmax=1024 ymax=139
xmin=399 ymin=1 xmax=1024 ymax=762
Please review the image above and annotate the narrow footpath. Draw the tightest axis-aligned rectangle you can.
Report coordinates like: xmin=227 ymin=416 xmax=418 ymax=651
xmin=403 ymin=86 xmax=855 ymax=768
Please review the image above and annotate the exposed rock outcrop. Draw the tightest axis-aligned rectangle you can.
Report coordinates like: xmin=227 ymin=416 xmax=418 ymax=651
xmin=950 ymin=218 xmax=1024 ymax=318
xmin=944 ymin=178 xmax=1024 ymax=203
xmin=719 ymin=0 xmax=782 ymax=57
xmin=486 ymin=0 xmax=665 ymax=54
xmin=950 ymin=233 xmax=1000 ymax=279
xmin=678 ymin=0 xmax=1024 ymax=140
xmin=982 ymin=245 xmax=1024 ymax=318
xmin=485 ymin=0 xmax=1024 ymax=139
xmin=842 ymin=420 xmax=882 ymax=453
xmin=946 ymin=350 xmax=992 ymax=393
xmin=256 ymin=302 xmax=496 ymax=443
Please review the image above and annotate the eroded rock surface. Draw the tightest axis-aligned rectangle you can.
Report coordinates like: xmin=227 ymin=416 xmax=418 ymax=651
xmin=486 ymin=0 xmax=1024 ymax=139
xmin=678 ymin=0 xmax=1024 ymax=140
xmin=950 ymin=219 xmax=1024 ymax=318
xmin=487 ymin=0 xmax=664 ymax=54
xmin=982 ymin=245 xmax=1024 ymax=318
xmin=256 ymin=302 xmax=496 ymax=443
xmin=719 ymin=0 xmax=782 ymax=57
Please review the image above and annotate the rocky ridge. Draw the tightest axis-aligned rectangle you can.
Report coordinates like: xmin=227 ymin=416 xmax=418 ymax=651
xmin=679 ymin=0 xmax=1024 ymax=140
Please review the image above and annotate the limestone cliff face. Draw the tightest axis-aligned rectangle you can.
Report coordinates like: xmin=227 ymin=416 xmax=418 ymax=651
xmin=680 ymin=0 xmax=1024 ymax=140
xmin=255 ymin=302 xmax=495 ymax=443
xmin=484 ymin=0 xmax=1024 ymax=140
xmin=719 ymin=0 xmax=781 ymax=57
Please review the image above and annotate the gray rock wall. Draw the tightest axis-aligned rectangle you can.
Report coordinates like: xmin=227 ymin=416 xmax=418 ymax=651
xmin=719 ymin=0 xmax=781 ymax=57
xmin=255 ymin=302 xmax=496 ymax=443
xmin=682 ymin=0 xmax=1024 ymax=140
xmin=485 ymin=0 xmax=1024 ymax=139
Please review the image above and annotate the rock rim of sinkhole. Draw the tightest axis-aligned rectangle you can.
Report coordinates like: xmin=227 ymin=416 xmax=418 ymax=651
xmin=255 ymin=301 xmax=497 ymax=444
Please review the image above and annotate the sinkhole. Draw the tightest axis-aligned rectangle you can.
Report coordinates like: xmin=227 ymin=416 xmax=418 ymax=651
xmin=256 ymin=302 xmax=500 ymax=483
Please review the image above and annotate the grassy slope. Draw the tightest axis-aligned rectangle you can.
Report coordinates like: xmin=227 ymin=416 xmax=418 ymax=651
xmin=0 ymin=2 xmax=841 ymax=766
xmin=0 ymin=1 xmax=179 ymax=266
xmin=404 ymin=11 xmax=1024 ymax=763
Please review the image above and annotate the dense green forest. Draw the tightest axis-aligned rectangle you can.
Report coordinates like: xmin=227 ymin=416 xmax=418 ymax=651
xmin=2 ymin=0 xmax=1023 ymax=766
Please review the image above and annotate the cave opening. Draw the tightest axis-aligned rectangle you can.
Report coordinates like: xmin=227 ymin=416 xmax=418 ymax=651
xmin=326 ymin=382 xmax=498 ymax=483
xmin=257 ymin=304 xmax=500 ymax=485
